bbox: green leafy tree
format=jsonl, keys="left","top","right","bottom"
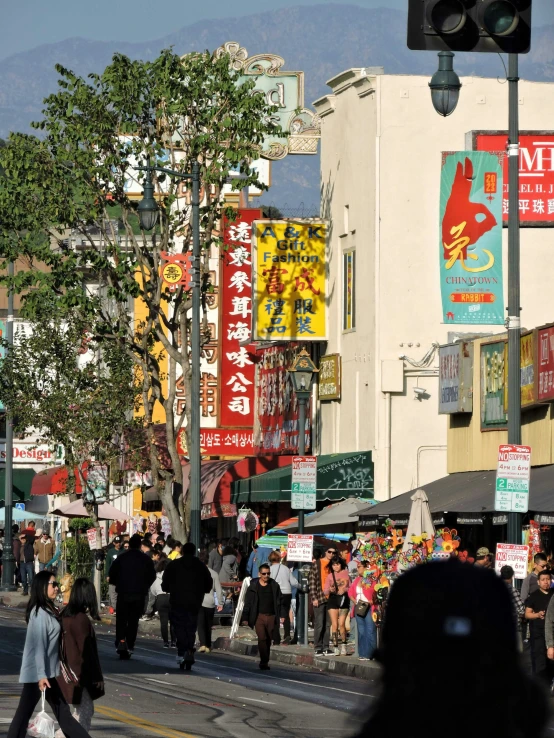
{"left": 0, "top": 48, "right": 281, "bottom": 541}
{"left": 0, "top": 306, "right": 139, "bottom": 534}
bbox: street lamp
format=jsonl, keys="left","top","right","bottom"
{"left": 0, "top": 259, "right": 16, "bottom": 591}
{"left": 288, "top": 348, "right": 318, "bottom": 646}
{"left": 429, "top": 52, "right": 462, "bottom": 117}
{"left": 137, "top": 158, "right": 202, "bottom": 549}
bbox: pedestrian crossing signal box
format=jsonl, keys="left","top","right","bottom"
{"left": 407, "top": 0, "right": 532, "bottom": 54}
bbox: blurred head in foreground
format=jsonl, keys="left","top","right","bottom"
{"left": 359, "top": 559, "right": 547, "bottom": 738}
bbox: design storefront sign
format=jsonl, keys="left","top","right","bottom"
{"left": 439, "top": 151, "right": 504, "bottom": 325}
{"left": 252, "top": 220, "right": 326, "bottom": 340}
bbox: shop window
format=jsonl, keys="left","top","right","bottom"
{"left": 343, "top": 250, "right": 356, "bottom": 331}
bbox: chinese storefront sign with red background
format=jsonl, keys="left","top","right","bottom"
{"left": 473, "top": 132, "right": 554, "bottom": 226}
{"left": 253, "top": 343, "right": 311, "bottom": 455}
{"left": 219, "top": 210, "right": 261, "bottom": 429}
{"left": 538, "top": 323, "right": 554, "bottom": 401}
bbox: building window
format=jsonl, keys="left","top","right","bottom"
{"left": 343, "top": 250, "right": 356, "bottom": 331}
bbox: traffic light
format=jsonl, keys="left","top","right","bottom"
{"left": 407, "top": 0, "right": 532, "bottom": 54}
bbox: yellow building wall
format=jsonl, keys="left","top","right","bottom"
{"left": 447, "top": 335, "right": 554, "bottom": 473}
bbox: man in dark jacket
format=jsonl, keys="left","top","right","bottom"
{"left": 162, "top": 542, "right": 213, "bottom": 670}
{"left": 108, "top": 533, "right": 156, "bottom": 657}
{"left": 242, "top": 563, "right": 283, "bottom": 670}
{"left": 19, "top": 534, "right": 36, "bottom": 595}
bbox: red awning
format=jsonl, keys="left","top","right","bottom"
{"left": 31, "top": 465, "right": 87, "bottom": 496}
{"left": 183, "top": 456, "right": 295, "bottom": 519}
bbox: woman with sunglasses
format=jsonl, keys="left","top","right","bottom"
{"left": 56, "top": 578, "right": 104, "bottom": 738}
{"left": 323, "top": 557, "right": 351, "bottom": 655}
{"left": 7, "top": 570, "right": 92, "bottom": 738}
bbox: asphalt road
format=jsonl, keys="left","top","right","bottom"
{"left": 0, "top": 608, "right": 376, "bottom": 738}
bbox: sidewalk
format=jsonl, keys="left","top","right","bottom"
{"left": 0, "top": 594, "right": 379, "bottom": 680}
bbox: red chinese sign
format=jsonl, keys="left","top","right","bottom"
{"left": 253, "top": 343, "right": 311, "bottom": 455}
{"left": 177, "top": 428, "right": 254, "bottom": 457}
{"left": 474, "top": 132, "right": 554, "bottom": 225}
{"left": 219, "top": 210, "right": 261, "bottom": 427}
{"left": 538, "top": 324, "right": 554, "bottom": 401}
{"left": 160, "top": 251, "right": 192, "bottom": 291}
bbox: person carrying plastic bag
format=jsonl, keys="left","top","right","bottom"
{"left": 7, "top": 570, "right": 92, "bottom": 738}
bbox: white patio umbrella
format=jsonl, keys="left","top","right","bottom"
{"left": 402, "top": 488, "right": 435, "bottom": 554}
{"left": 52, "top": 500, "right": 130, "bottom": 521}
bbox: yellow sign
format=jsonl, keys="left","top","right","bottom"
{"left": 162, "top": 262, "right": 184, "bottom": 285}
{"left": 252, "top": 220, "right": 326, "bottom": 340}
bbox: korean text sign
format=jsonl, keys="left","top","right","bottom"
{"left": 440, "top": 152, "right": 504, "bottom": 325}
{"left": 474, "top": 132, "right": 554, "bottom": 225}
{"left": 220, "top": 210, "right": 261, "bottom": 428}
{"left": 252, "top": 220, "right": 327, "bottom": 340}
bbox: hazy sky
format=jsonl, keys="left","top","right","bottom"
{"left": 4, "top": 0, "right": 550, "bottom": 62}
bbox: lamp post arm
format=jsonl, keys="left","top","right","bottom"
{"left": 135, "top": 165, "right": 193, "bottom": 181}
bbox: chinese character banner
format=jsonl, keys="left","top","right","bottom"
{"left": 252, "top": 220, "right": 327, "bottom": 340}
{"left": 475, "top": 133, "right": 554, "bottom": 224}
{"left": 440, "top": 152, "right": 504, "bottom": 325}
{"left": 220, "top": 210, "right": 261, "bottom": 428}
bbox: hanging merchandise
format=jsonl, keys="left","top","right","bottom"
{"left": 160, "top": 515, "right": 172, "bottom": 537}
{"left": 356, "top": 520, "right": 464, "bottom": 589}
{"left": 237, "top": 508, "right": 259, "bottom": 533}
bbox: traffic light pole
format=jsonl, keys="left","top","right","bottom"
{"left": 507, "top": 53, "right": 522, "bottom": 545}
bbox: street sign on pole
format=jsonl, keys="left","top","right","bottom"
{"left": 494, "top": 444, "right": 531, "bottom": 513}
{"left": 287, "top": 534, "right": 314, "bottom": 562}
{"left": 494, "top": 543, "right": 529, "bottom": 580}
{"left": 291, "top": 456, "right": 317, "bottom": 510}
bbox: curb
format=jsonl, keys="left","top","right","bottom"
{"left": 212, "top": 635, "right": 380, "bottom": 678}
{"left": 0, "top": 594, "right": 27, "bottom": 610}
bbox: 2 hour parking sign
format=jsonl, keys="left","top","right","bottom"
{"left": 494, "top": 444, "right": 531, "bottom": 513}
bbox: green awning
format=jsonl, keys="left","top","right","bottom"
{"left": 231, "top": 451, "right": 373, "bottom": 504}
{"left": 0, "top": 469, "right": 36, "bottom": 504}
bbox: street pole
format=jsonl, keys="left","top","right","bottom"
{"left": 297, "top": 397, "right": 307, "bottom": 646}
{"left": 0, "top": 259, "right": 16, "bottom": 591}
{"left": 507, "top": 53, "right": 521, "bottom": 545}
{"left": 189, "top": 160, "right": 202, "bottom": 549}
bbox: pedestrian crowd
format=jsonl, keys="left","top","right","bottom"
{"left": 6, "top": 525, "right": 554, "bottom": 738}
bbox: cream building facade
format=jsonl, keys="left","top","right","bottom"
{"left": 315, "top": 69, "right": 554, "bottom": 501}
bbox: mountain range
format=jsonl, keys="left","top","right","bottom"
{"left": 1, "top": 4, "right": 553, "bottom": 209}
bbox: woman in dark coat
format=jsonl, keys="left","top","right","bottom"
{"left": 56, "top": 578, "right": 104, "bottom": 738}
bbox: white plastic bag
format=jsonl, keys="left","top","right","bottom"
{"left": 28, "top": 690, "right": 56, "bottom": 738}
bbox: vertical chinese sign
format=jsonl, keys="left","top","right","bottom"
{"left": 538, "top": 324, "right": 554, "bottom": 402}
{"left": 252, "top": 220, "right": 327, "bottom": 340}
{"left": 440, "top": 152, "right": 504, "bottom": 325}
{"left": 220, "top": 210, "right": 261, "bottom": 432}
{"left": 481, "top": 340, "right": 507, "bottom": 430}
{"left": 253, "top": 342, "right": 310, "bottom": 455}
